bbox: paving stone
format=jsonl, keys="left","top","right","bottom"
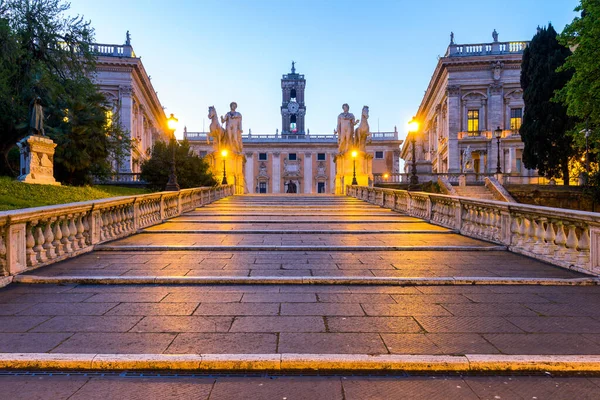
{"left": 31, "top": 316, "right": 142, "bottom": 333}
{"left": 241, "top": 293, "right": 317, "bottom": 302}
{"left": 416, "top": 316, "right": 524, "bottom": 333}
{"left": 209, "top": 377, "right": 343, "bottom": 400}
{"left": 2, "top": 293, "right": 94, "bottom": 303}
{"left": 166, "top": 333, "right": 278, "bottom": 354}
{"left": 131, "top": 316, "right": 233, "bottom": 333}
{"left": 51, "top": 332, "right": 176, "bottom": 354}
{"left": 0, "top": 375, "right": 90, "bottom": 400}
{"left": 83, "top": 293, "right": 168, "bottom": 303}
{"left": 17, "top": 302, "right": 119, "bottom": 316}
{"left": 316, "top": 293, "right": 396, "bottom": 303}
{"left": 281, "top": 303, "right": 365, "bottom": 316}
{"left": 230, "top": 316, "right": 325, "bottom": 332}
{"left": 362, "top": 303, "right": 452, "bottom": 316}
{"left": 484, "top": 333, "right": 600, "bottom": 355}
{"left": 105, "top": 302, "right": 198, "bottom": 316}
{"left": 342, "top": 376, "right": 479, "bottom": 400}
{"left": 0, "top": 316, "right": 50, "bottom": 332}
{"left": 70, "top": 377, "right": 214, "bottom": 400}
{"left": 193, "top": 303, "right": 279, "bottom": 316}
{"left": 440, "top": 303, "right": 538, "bottom": 317}
{"left": 327, "top": 317, "right": 421, "bottom": 333}
{"left": 161, "top": 293, "right": 243, "bottom": 303}
{"left": 278, "top": 333, "right": 387, "bottom": 354}
{"left": 0, "top": 332, "right": 72, "bottom": 353}
{"left": 506, "top": 316, "right": 600, "bottom": 333}
{"left": 465, "top": 376, "right": 600, "bottom": 400}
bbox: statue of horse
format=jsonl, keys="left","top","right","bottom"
{"left": 354, "top": 106, "right": 370, "bottom": 152}
{"left": 208, "top": 106, "right": 226, "bottom": 152}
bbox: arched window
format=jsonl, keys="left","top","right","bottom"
{"left": 290, "top": 114, "right": 297, "bottom": 132}
{"left": 290, "top": 88, "right": 297, "bottom": 100}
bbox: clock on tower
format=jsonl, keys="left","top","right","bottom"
{"left": 281, "top": 61, "right": 306, "bottom": 135}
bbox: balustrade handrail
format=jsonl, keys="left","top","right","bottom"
{"left": 347, "top": 185, "right": 600, "bottom": 276}
{"left": 0, "top": 185, "right": 234, "bottom": 276}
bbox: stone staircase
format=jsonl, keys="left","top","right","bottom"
{"left": 452, "top": 184, "right": 496, "bottom": 200}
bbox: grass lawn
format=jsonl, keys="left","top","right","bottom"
{"left": 0, "top": 177, "right": 152, "bottom": 211}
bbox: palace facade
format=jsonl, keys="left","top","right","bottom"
{"left": 401, "top": 31, "right": 536, "bottom": 178}
{"left": 187, "top": 65, "right": 403, "bottom": 194}
{"left": 92, "top": 34, "right": 170, "bottom": 174}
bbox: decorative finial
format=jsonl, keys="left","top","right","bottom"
{"left": 450, "top": 32, "right": 455, "bottom": 45}
{"left": 126, "top": 30, "right": 131, "bottom": 46}
{"left": 291, "top": 61, "right": 296, "bottom": 74}
{"left": 492, "top": 29, "right": 499, "bottom": 42}
{"left": 536, "top": 25, "right": 542, "bottom": 34}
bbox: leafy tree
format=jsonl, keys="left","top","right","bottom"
{"left": 141, "top": 140, "right": 217, "bottom": 191}
{"left": 557, "top": 1, "right": 600, "bottom": 189}
{"left": 0, "top": 0, "right": 129, "bottom": 184}
{"left": 520, "top": 24, "right": 575, "bottom": 184}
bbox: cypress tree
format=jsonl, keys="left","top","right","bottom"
{"left": 520, "top": 24, "right": 575, "bottom": 184}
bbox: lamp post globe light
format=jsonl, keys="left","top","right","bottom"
{"left": 221, "top": 149, "right": 228, "bottom": 185}
{"left": 495, "top": 126, "right": 502, "bottom": 174}
{"left": 408, "top": 117, "right": 419, "bottom": 189}
{"left": 165, "top": 113, "right": 180, "bottom": 191}
{"left": 351, "top": 150, "right": 358, "bottom": 185}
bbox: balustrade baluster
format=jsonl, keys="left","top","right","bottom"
{"left": 543, "top": 220, "right": 558, "bottom": 257}
{"left": 26, "top": 222, "right": 37, "bottom": 267}
{"left": 43, "top": 220, "right": 56, "bottom": 259}
{"left": 61, "top": 217, "right": 73, "bottom": 253}
{"left": 82, "top": 214, "right": 91, "bottom": 246}
{"left": 525, "top": 217, "right": 536, "bottom": 252}
{"left": 68, "top": 216, "right": 78, "bottom": 251}
{"left": 53, "top": 218, "right": 64, "bottom": 256}
{"left": 577, "top": 225, "right": 591, "bottom": 267}
{"left": 34, "top": 224, "right": 47, "bottom": 263}
{"left": 553, "top": 221, "right": 567, "bottom": 261}
{"left": 532, "top": 217, "right": 547, "bottom": 254}
{"left": 565, "top": 223, "right": 579, "bottom": 264}
{"left": 76, "top": 214, "right": 86, "bottom": 248}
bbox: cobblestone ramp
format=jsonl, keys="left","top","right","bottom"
{"left": 0, "top": 194, "right": 599, "bottom": 376}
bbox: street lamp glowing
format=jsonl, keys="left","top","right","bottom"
{"left": 351, "top": 150, "right": 358, "bottom": 158}
{"left": 167, "top": 113, "right": 178, "bottom": 132}
{"left": 221, "top": 149, "right": 228, "bottom": 158}
{"left": 408, "top": 119, "right": 419, "bottom": 133}
{"left": 383, "top": 173, "right": 389, "bottom": 180}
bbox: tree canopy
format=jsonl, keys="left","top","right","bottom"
{"left": 520, "top": 24, "right": 575, "bottom": 184}
{"left": 140, "top": 140, "right": 217, "bottom": 191}
{"left": 0, "top": 0, "right": 129, "bottom": 184}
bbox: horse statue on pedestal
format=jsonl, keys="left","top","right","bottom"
{"left": 354, "top": 106, "right": 371, "bottom": 152}
{"left": 207, "top": 106, "right": 226, "bottom": 152}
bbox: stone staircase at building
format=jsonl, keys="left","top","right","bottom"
{"left": 452, "top": 184, "right": 497, "bottom": 200}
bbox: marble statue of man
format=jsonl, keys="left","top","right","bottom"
{"left": 29, "top": 96, "right": 45, "bottom": 136}
{"left": 221, "top": 102, "right": 243, "bottom": 153}
{"left": 337, "top": 103, "right": 358, "bottom": 154}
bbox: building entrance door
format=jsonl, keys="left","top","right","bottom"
{"left": 317, "top": 182, "right": 326, "bottom": 193}
{"left": 259, "top": 182, "right": 267, "bottom": 193}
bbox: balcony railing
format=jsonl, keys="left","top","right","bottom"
{"left": 184, "top": 131, "right": 399, "bottom": 142}
{"left": 446, "top": 41, "right": 529, "bottom": 57}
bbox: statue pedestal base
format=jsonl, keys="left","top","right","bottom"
{"left": 208, "top": 151, "right": 245, "bottom": 194}
{"left": 334, "top": 151, "right": 373, "bottom": 194}
{"left": 17, "top": 135, "right": 60, "bottom": 186}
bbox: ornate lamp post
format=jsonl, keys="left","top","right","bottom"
{"left": 495, "top": 126, "right": 502, "bottom": 174}
{"left": 408, "top": 117, "right": 419, "bottom": 189}
{"left": 165, "top": 113, "right": 180, "bottom": 191}
{"left": 351, "top": 150, "right": 358, "bottom": 185}
{"left": 221, "top": 149, "right": 228, "bottom": 185}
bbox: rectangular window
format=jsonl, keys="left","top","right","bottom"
{"left": 375, "top": 151, "right": 384, "bottom": 159}
{"left": 510, "top": 108, "right": 523, "bottom": 130}
{"left": 317, "top": 153, "right": 326, "bottom": 161}
{"left": 516, "top": 158, "right": 522, "bottom": 174}
{"left": 288, "top": 153, "right": 297, "bottom": 161}
{"left": 467, "top": 110, "right": 479, "bottom": 132}
{"left": 258, "top": 153, "right": 267, "bottom": 161}
{"left": 199, "top": 151, "right": 207, "bottom": 158}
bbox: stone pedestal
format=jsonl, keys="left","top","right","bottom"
{"left": 334, "top": 151, "right": 373, "bottom": 194}
{"left": 16, "top": 135, "right": 60, "bottom": 186}
{"left": 209, "top": 151, "right": 245, "bottom": 194}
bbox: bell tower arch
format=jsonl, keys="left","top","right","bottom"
{"left": 281, "top": 61, "right": 306, "bottom": 135}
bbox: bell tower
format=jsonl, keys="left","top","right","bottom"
{"left": 281, "top": 61, "right": 306, "bottom": 135}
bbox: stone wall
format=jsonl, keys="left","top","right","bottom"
{"left": 507, "top": 185, "right": 597, "bottom": 212}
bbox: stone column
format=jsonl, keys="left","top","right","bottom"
{"left": 329, "top": 153, "right": 336, "bottom": 193}
{"left": 245, "top": 152, "right": 254, "bottom": 194}
{"left": 272, "top": 152, "right": 281, "bottom": 193}
{"left": 447, "top": 85, "right": 461, "bottom": 173}
{"left": 488, "top": 83, "right": 504, "bottom": 173}
{"left": 304, "top": 152, "right": 312, "bottom": 193}
{"left": 119, "top": 85, "right": 134, "bottom": 173}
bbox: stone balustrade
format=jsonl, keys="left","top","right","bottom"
{"left": 347, "top": 186, "right": 600, "bottom": 276}
{"left": 0, "top": 186, "right": 234, "bottom": 276}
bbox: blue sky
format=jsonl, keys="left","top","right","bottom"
{"left": 69, "top": 0, "right": 579, "bottom": 140}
